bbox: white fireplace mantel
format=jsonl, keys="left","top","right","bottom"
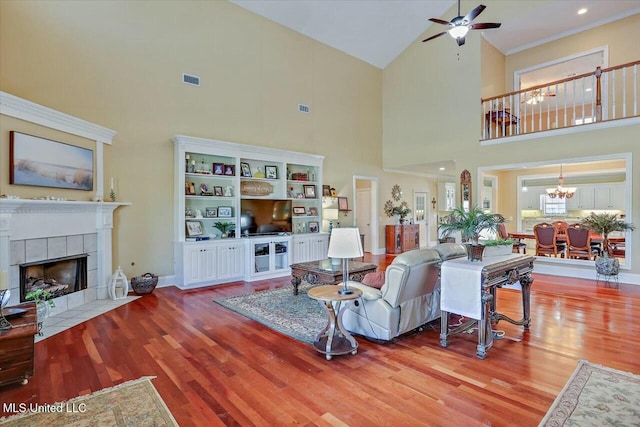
{"left": 0, "top": 199, "right": 130, "bottom": 306}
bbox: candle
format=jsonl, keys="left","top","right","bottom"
{"left": 110, "top": 177, "right": 114, "bottom": 190}
{"left": 0, "top": 270, "right": 7, "bottom": 291}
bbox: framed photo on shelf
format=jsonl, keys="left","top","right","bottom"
{"left": 205, "top": 207, "right": 218, "bottom": 218}
{"left": 218, "top": 206, "right": 233, "bottom": 218}
{"left": 293, "top": 206, "right": 306, "bottom": 215}
{"left": 186, "top": 220, "right": 204, "bottom": 237}
{"left": 322, "top": 185, "right": 331, "bottom": 197}
{"left": 303, "top": 185, "right": 316, "bottom": 199}
{"left": 185, "top": 181, "right": 196, "bottom": 195}
{"left": 240, "top": 162, "right": 252, "bottom": 177}
{"left": 213, "top": 186, "right": 223, "bottom": 196}
{"left": 213, "top": 163, "right": 224, "bottom": 175}
{"left": 308, "top": 207, "right": 318, "bottom": 216}
{"left": 308, "top": 221, "right": 319, "bottom": 233}
{"left": 338, "top": 197, "right": 349, "bottom": 211}
{"left": 265, "top": 165, "right": 278, "bottom": 179}
{"left": 330, "top": 187, "right": 337, "bottom": 197}
{"left": 224, "top": 165, "right": 235, "bottom": 176}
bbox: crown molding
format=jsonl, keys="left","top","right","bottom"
{"left": 0, "top": 91, "right": 116, "bottom": 144}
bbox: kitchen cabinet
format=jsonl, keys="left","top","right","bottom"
{"left": 565, "top": 186, "right": 595, "bottom": 210}
{"left": 593, "top": 184, "right": 624, "bottom": 210}
{"left": 521, "top": 187, "right": 546, "bottom": 210}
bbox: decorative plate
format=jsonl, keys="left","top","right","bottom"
{"left": 391, "top": 184, "right": 402, "bottom": 201}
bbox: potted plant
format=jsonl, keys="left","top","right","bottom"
{"left": 214, "top": 221, "right": 235, "bottom": 238}
{"left": 25, "top": 289, "right": 55, "bottom": 335}
{"left": 483, "top": 238, "right": 515, "bottom": 257}
{"left": 438, "top": 206, "right": 504, "bottom": 261}
{"left": 581, "top": 212, "right": 634, "bottom": 277}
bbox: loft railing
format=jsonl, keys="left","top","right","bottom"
{"left": 481, "top": 60, "right": 639, "bottom": 140}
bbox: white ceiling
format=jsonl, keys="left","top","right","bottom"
{"left": 229, "top": 0, "right": 640, "bottom": 69}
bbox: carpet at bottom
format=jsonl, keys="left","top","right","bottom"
{"left": 539, "top": 360, "right": 640, "bottom": 426}
{"left": 214, "top": 283, "right": 326, "bottom": 343}
{"left": 0, "top": 377, "right": 177, "bottom": 427}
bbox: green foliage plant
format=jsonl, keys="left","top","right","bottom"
{"left": 25, "top": 288, "right": 56, "bottom": 308}
{"left": 580, "top": 212, "right": 634, "bottom": 255}
{"left": 438, "top": 206, "right": 505, "bottom": 244}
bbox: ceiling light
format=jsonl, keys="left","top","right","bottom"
{"left": 439, "top": 167, "right": 445, "bottom": 171}
{"left": 578, "top": 8, "right": 587, "bottom": 15}
{"left": 449, "top": 25, "right": 469, "bottom": 39}
{"left": 585, "top": 88, "right": 592, "bottom": 92}
{"left": 546, "top": 164, "right": 576, "bottom": 199}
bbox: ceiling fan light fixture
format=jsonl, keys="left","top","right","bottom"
{"left": 449, "top": 25, "right": 469, "bottom": 39}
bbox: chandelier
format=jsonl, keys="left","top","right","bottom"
{"left": 546, "top": 164, "right": 576, "bottom": 199}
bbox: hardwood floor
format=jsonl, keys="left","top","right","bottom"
{"left": 1, "top": 253, "right": 639, "bottom": 426}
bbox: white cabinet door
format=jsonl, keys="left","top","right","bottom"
{"left": 593, "top": 186, "right": 610, "bottom": 209}
{"left": 184, "top": 244, "right": 217, "bottom": 285}
{"left": 566, "top": 185, "right": 594, "bottom": 210}
{"left": 608, "top": 184, "right": 625, "bottom": 209}
{"left": 523, "top": 187, "right": 544, "bottom": 209}
{"left": 291, "top": 236, "right": 310, "bottom": 264}
{"left": 217, "top": 242, "right": 244, "bottom": 280}
{"left": 248, "top": 236, "right": 291, "bottom": 280}
{"left": 309, "top": 235, "right": 329, "bottom": 261}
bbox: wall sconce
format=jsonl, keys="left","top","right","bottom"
{"left": 431, "top": 197, "right": 437, "bottom": 209}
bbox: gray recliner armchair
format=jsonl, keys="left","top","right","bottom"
{"left": 341, "top": 243, "right": 467, "bottom": 341}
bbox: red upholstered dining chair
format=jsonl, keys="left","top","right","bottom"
{"left": 552, "top": 221, "right": 569, "bottom": 235}
{"left": 497, "top": 223, "right": 526, "bottom": 254}
{"left": 566, "top": 223, "right": 597, "bottom": 260}
{"left": 534, "top": 222, "right": 565, "bottom": 257}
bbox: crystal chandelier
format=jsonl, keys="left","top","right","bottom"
{"left": 546, "top": 164, "right": 576, "bottom": 199}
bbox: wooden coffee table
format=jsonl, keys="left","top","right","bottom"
{"left": 290, "top": 259, "right": 377, "bottom": 295}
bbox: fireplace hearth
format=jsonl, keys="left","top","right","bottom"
{"left": 20, "top": 254, "right": 88, "bottom": 303}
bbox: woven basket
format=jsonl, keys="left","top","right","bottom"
{"left": 130, "top": 273, "right": 158, "bottom": 295}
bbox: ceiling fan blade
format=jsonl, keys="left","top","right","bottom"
{"left": 429, "top": 18, "right": 452, "bottom": 26}
{"left": 470, "top": 22, "right": 501, "bottom": 30}
{"left": 456, "top": 37, "right": 466, "bottom": 47}
{"left": 463, "top": 4, "right": 486, "bottom": 23}
{"left": 422, "top": 31, "right": 448, "bottom": 43}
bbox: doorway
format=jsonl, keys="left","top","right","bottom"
{"left": 354, "top": 176, "right": 379, "bottom": 255}
{"left": 413, "top": 190, "right": 430, "bottom": 247}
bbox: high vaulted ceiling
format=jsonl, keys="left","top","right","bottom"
{"left": 229, "top": 0, "right": 640, "bottom": 69}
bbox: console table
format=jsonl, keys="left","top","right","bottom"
{"left": 439, "top": 254, "right": 534, "bottom": 359}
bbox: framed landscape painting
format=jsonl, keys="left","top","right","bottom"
{"left": 10, "top": 131, "right": 94, "bottom": 190}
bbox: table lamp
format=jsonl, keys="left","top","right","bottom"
{"left": 325, "top": 208, "right": 339, "bottom": 235}
{"left": 327, "top": 227, "right": 363, "bottom": 295}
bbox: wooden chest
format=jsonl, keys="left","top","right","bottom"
{"left": 385, "top": 224, "right": 420, "bottom": 254}
{"left": 0, "top": 304, "right": 37, "bottom": 387}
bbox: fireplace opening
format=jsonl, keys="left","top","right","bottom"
{"left": 20, "top": 254, "right": 88, "bottom": 302}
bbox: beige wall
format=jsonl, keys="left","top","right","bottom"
{"left": 0, "top": 0, "right": 394, "bottom": 276}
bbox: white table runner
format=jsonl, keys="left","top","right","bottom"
{"left": 441, "top": 254, "right": 520, "bottom": 320}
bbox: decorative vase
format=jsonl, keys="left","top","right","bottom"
{"left": 36, "top": 300, "right": 50, "bottom": 336}
{"left": 595, "top": 253, "right": 619, "bottom": 277}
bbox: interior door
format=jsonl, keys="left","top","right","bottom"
{"left": 414, "top": 191, "right": 429, "bottom": 247}
{"left": 356, "top": 188, "right": 372, "bottom": 253}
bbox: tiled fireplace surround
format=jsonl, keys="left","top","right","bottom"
{"left": 0, "top": 199, "right": 124, "bottom": 316}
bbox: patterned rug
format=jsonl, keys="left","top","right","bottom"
{"left": 0, "top": 377, "right": 177, "bottom": 426}
{"left": 214, "top": 283, "right": 325, "bottom": 343}
{"left": 539, "top": 360, "right": 640, "bottom": 426}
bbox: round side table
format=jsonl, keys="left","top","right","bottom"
{"left": 307, "top": 285, "right": 362, "bottom": 360}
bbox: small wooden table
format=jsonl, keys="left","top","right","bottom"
{"left": 307, "top": 285, "right": 362, "bottom": 360}
{"left": 290, "top": 259, "right": 377, "bottom": 295}
{"left": 0, "top": 303, "right": 38, "bottom": 387}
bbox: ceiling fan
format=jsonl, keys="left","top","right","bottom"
{"left": 422, "top": 1, "right": 501, "bottom": 47}
{"left": 523, "top": 90, "right": 556, "bottom": 105}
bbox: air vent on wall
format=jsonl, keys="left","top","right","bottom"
{"left": 298, "top": 104, "right": 310, "bottom": 113}
{"left": 182, "top": 73, "right": 200, "bottom": 86}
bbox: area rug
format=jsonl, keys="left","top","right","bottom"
{"left": 0, "top": 376, "right": 178, "bottom": 426}
{"left": 214, "top": 283, "right": 325, "bottom": 343}
{"left": 539, "top": 360, "right": 640, "bottom": 426}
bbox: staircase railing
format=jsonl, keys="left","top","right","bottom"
{"left": 481, "top": 60, "right": 639, "bottom": 140}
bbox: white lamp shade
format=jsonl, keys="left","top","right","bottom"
{"left": 327, "top": 227, "right": 363, "bottom": 259}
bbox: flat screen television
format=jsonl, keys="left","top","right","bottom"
{"left": 240, "top": 199, "right": 292, "bottom": 236}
